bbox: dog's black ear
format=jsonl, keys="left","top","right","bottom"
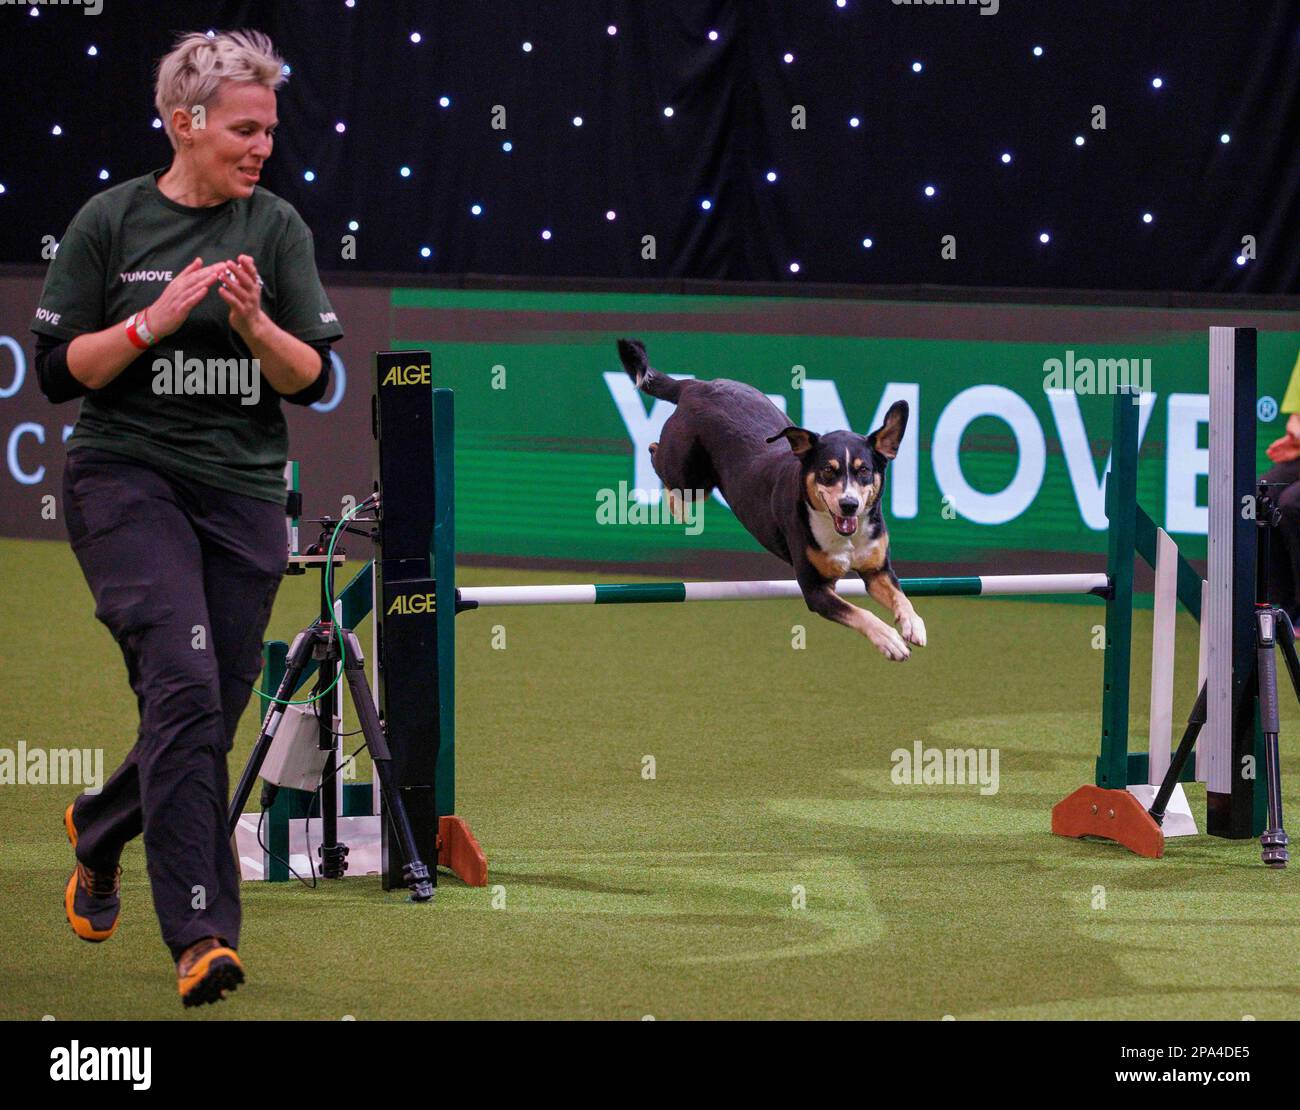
{"left": 868, "top": 401, "right": 908, "bottom": 461}
{"left": 766, "top": 426, "right": 819, "bottom": 457}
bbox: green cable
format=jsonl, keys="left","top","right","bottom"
{"left": 253, "top": 495, "right": 374, "bottom": 707}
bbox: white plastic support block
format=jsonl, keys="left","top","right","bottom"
{"left": 235, "top": 814, "right": 383, "bottom": 880}
{"left": 1127, "top": 783, "right": 1198, "bottom": 837}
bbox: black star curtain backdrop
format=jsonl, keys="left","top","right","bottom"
{"left": 2, "top": 0, "right": 1297, "bottom": 293}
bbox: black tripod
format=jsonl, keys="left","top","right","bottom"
{"left": 226, "top": 511, "right": 434, "bottom": 901}
{"left": 1148, "top": 481, "right": 1291, "bottom": 868}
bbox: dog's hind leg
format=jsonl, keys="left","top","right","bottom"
{"left": 649, "top": 420, "right": 715, "bottom": 521}
{"left": 796, "top": 566, "right": 910, "bottom": 661}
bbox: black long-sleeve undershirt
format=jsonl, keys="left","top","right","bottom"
{"left": 34, "top": 331, "right": 334, "bottom": 407}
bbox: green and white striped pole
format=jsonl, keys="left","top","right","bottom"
{"left": 456, "top": 573, "right": 1110, "bottom": 610}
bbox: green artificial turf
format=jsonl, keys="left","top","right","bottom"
{"left": 2, "top": 536, "right": 1298, "bottom": 1020}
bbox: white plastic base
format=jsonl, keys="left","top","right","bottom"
{"left": 234, "top": 813, "right": 383, "bottom": 880}
{"left": 1126, "top": 783, "right": 1198, "bottom": 838}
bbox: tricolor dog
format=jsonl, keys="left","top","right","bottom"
{"left": 617, "top": 338, "right": 925, "bottom": 661}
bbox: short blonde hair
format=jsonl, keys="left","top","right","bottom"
{"left": 154, "top": 30, "right": 286, "bottom": 150}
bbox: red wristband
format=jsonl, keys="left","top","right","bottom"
{"left": 125, "top": 311, "right": 157, "bottom": 350}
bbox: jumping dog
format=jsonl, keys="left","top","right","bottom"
{"left": 617, "top": 338, "right": 925, "bottom": 661}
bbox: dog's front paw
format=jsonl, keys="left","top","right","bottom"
{"left": 897, "top": 610, "right": 927, "bottom": 647}
{"left": 869, "top": 623, "right": 911, "bottom": 662}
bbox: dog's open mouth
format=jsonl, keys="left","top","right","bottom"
{"left": 832, "top": 513, "right": 859, "bottom": 536}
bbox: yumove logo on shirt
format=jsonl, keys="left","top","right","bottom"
{"left": 319, "top": 311, "right": 338, "bottom": 323}
{"left": 118, "top": 269, "right": 174, "bottom": 283}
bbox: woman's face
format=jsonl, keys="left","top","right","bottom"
{"left": 181, "top": 81, "right": 277, "bottom": 201}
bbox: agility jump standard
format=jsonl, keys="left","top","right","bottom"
{"left": 245, "top": 328, "right": 1266, "bottom": 891}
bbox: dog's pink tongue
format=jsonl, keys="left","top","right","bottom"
{"left": 833, "top": 514, "right": 858, "bottom": 536}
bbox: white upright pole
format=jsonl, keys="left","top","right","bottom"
{"left": 1148, "top": 528, "right": 1177, "bottom": 786}
{"left": 1205, "top": 327, "right": 1237, "bottom": 803}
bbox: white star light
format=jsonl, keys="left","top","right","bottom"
{"left": 1033, "top": 45, "right": 1043, "bottom": 57}
{"left": 152, "top": 118, "right": 162, "bottom": 129}
{"left": 502, "top": 141, "right": 513, "bottom": 152}
{"left": 471, "top": 204, "right": 483, "bottom": 216}
{"left": 304, "top": 170, "right": 316, "bottom": 182}
{"left": 862, "top": 238, "right": 873, "bottom": 249}
{"left": 1220, "top": 133, "right": 1231, "bottom": 144}
{"left": 1039, "top": 232, "right": 1051, "bottom": 243}
{"left": 766, "top": 171, "right": 778, "bottom": 182}
{"left": 708, "top": 30, "right": 719, "bottom": 41}
{"left": 607, "top": 25, "right": 617, "bottom": 36}
{"left": 1001, "top": 152, "right": 1012, "bottom": 164}
{"left": 335, "top": 122, "right": 346, "bottom": 133}
{"left": 1142, "top": 212, "right": 1154, "bottom": 224}
{"left": 605, "top": 210, "right": 616, "bottom": 221}
{"left": 420, "top": 246, "right": 432, "bottom": 258}
{"left": 523, "top": 41, "right": 533, "bottom": 52}
{"left": 573, "top": 116, "right": 583, "bottom": 127}
{"left": 1075, "top": 135, "right": 1086, "bottom": 146}
{"left": 912, "top": 61, "right": 923, "bottom": 73}
{"left": 1151, "top": 77, "right": 1163, "bottom": 89}
{"left": 924, "top": 185, "right": 936, "bottom": 197}
{"left": 439, "top": 97, "right": 451, "bottom": 108}
{"left": 410, "top": 32, "right": 422, "bottom": 44}
{"left": 348, "top": 220, "right": 359, "bottom": 231}
{"left": 783, "top": 53, "right": 794, "bottom": 64}
{"left": 663, "top": 107, "right": 674, "bottom": 118}
{"left": 541, "top": 229, "right": 552, "bottom": 240}
{"left": 700, "top": 199, "right": 712, "bottom": 210}
{"left": 98, "top": 169, "right": 109, "bottom": 180}
{"left": 400, "top": 166, "right": 411, "bottom": 177}
{"left": 52, "top": 125, "right": 63, "bottom": 136}
{"left": 789, "top": 262, "right": 801, "bottom": 273}
{"left": 87, "top": 45, "right": 98, "bottom": 56}
{"left": 849, "top": 117, "right": 861, "bottom": 128}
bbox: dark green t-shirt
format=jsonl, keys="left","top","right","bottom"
{"left": 31, "top": 168, "right": 343, "bottom": 503}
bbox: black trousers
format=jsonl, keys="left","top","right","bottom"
{"left": 62, "top": 448, "right": 285, "bottom": 960}
{"left": 1261, "top": 460, "right": 1300, "bottom": 617}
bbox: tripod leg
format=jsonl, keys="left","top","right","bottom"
{"left": 227, "top": 630, "right": 318, "bottom": 836}
{"left": 1149, "top": 682, "right": 1208, "bottom": 826}
{"left": 338, "top": 632, "right": 435, "bottom": 901}
{"left": 1257, "top": 609, "right": 1289, "bottom": 868}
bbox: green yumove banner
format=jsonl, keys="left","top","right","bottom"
{"left": 390, "top": 288, "right": 1300, "bottom": 575}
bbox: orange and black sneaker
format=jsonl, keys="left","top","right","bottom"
{"left": 177, "top": 937, "right": 244, "bottom": 1008}
{"left": 63, "top": 803, "right": 121, "bottom": 943}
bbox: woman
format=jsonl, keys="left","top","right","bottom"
{"left": 31, "top": 29, "right": 343, "bottom": 1007}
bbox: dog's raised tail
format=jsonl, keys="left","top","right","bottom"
{"left": 617, "top": 338, "right": 683, "bottom": 403}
